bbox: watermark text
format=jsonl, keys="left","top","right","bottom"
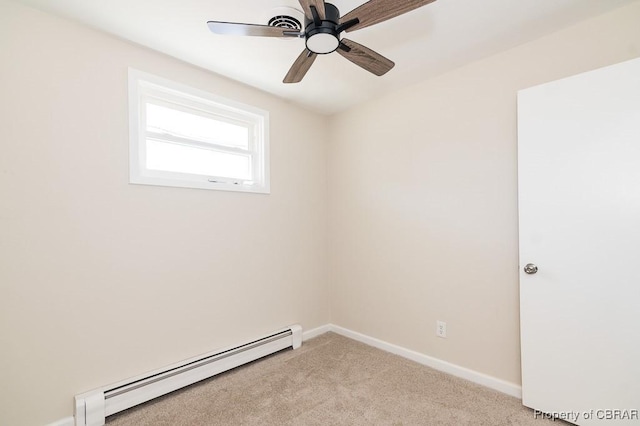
{"left": 534, "top": 409, "right": 638, "bottom": 422}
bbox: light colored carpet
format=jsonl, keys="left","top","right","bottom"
{"left": 107, "top": 332, "right": 557, "bottom": 425}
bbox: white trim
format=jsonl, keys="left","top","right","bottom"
{"left": 302, "top": 324, "right": 332, "bottom": 341}
{"left": 311, "top": 324, "right": 522, "bottom": 399}
{"left": 63, "top": 324, "right": 519, "bottom": 425}
{"left": 46, "top": 417, "right": 75, "bottom": 426}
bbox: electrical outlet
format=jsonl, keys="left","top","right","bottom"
{"left": 436, "top": 320, "right": 447, "bottom": 338}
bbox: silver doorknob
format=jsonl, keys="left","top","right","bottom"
{"left": 524, "top": 263, "right": 538, "bottom": 274}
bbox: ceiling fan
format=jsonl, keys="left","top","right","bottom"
{"left": 207, "top": 0, "right": 437, "bottom": 83}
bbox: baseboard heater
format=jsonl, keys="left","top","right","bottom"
{"left": 74, "top": 324, "right": 302, "bottom": 426}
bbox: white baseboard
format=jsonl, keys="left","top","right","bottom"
{"left": 50, "top": 324, "right": 518, "bottom": 426}
{"left": 46, "top": 417, "right": 74, "bottom": 426}
{"left": 302, "top": 324, "right": 332, "bottom": 341}
{"left": 318, "top": 324, "right": 522, "bottom": 399}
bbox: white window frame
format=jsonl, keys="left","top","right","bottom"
{"left": 128, "top": 68, "right": 270, "bottom": 194}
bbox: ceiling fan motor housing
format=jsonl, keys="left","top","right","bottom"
{"left": 305, "top": 3, "right": 341, "bottom": 54}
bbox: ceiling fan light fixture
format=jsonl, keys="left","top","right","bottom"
{"left": 306, "top": 31, "right": 339, "bottom": 54}
{"left": 208, "top": 0, "right": 437, "bottom": 83}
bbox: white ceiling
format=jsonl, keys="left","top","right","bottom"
{"left": 14, "top": 0, "right": 639, "bottom": 114}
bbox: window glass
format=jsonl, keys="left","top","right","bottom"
{"left": 145, "top": 102, "right": 250, "bottom": 150}
{"left": 145, "top": 139, "right": 251, "bottom": 181}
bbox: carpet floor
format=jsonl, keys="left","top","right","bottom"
{"left": 107, "top": 332, "right": 558, "bottom": 425}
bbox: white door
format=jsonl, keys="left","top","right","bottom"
{"left": 518, "top": 57, "right": 640, "bottom": 426}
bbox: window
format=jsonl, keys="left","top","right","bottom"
{"left": 128, "top": 69, "right": 269, "bottom": 193}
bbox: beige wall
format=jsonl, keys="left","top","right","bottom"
{"left": 0, "top": 1, "right": 329, "bottom": 425}
{"left": 328, "top": 1, "right": 640, "bottom": 386}
{"left": 3, "top": 0, "right": 640, "bottom": 424}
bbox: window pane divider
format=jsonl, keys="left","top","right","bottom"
{"left": 144, "top": 132, "right": 251, "bottom": 156}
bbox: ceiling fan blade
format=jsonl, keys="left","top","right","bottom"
{"left": 207, "top": 21, "right": 301, "bottom": 38}
{"left": 337, "top": 39, "right": 394, "bottom": 76}
{"left": 341, "top": 0, "right": 437, "bottom": 32}
{"left": 284, "top": 49, "right": 318, "bottom": 83}
{"left": 299, "top": 0, "right": 326, "bottom": 21}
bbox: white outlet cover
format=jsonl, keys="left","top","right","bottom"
{"left": 436, "top": 321, "right": 447, "bottom": 338}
